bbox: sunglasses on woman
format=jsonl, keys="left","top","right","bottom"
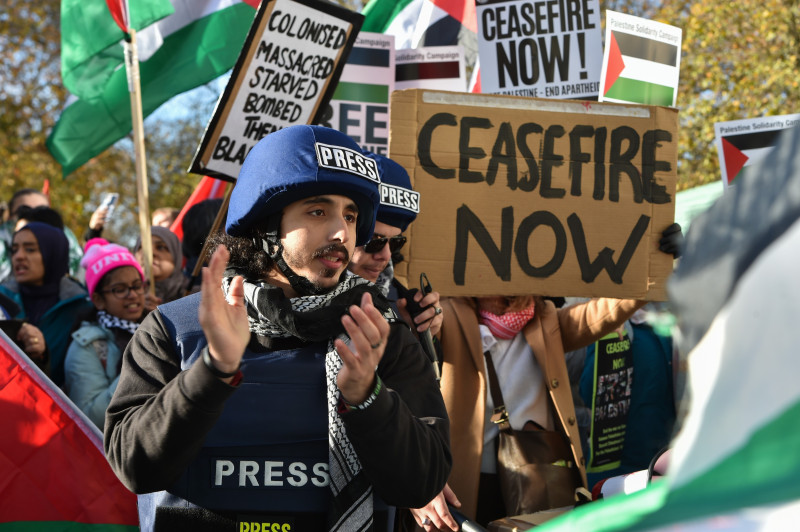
{"left": 363, "top": 235, "right": 407, "bottom": 254}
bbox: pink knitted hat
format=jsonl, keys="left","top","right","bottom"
{"left": 81, "top": 238, "right": 144, "bottom": 297}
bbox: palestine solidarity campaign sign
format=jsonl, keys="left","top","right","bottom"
{"left": 714, "top": 113, "right": 800, "bottom": 186}
{"left": 320, "top": 32, "right": 395, "bottom": 156}
{"left": 599, "top": 11, "right": 682, "bottom": 107}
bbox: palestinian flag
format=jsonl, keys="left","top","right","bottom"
{"left": 535, "top": 124, "right": 800, "bottom": 532}
{"left": 47, "top": 0, "right": 258, "bottom": 176}
{"left": 718, "top": 130, "right": 781, "bottom": 185}
{"left": 0, "top": 330, "right": 138, "bottom": 530}
{"left": 395, "top": 46, "right": 466, "bottom": 91}
{"left": 713, "top": 114, "right": 800, "bottom": 186}
{"left": 361, "top": 0, "right": 476, "bottom": 49}
{"left": 331, "top": 41, "right": 394, "bottom": 105}
{"left": 600, "top": 11, "right": 681, "bottom": 107}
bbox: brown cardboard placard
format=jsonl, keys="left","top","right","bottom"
{"left": 390, "top": 89, "right": 677, "bottom": 300}
{"left": 190, "top": 0, "right": 363, "bottom": 182}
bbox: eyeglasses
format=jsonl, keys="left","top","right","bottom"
{"left": 363, "top": 235, "right": 407, "bottom": 254}
{"left": 102, "top": 281, "right": 146, "bottom": 299}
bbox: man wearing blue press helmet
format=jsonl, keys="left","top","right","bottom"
{"left": 348, "top": 153, "right": 445, "bottom": 339}
{"left": 104, "top": 126, "right": 451, "bottom": 532}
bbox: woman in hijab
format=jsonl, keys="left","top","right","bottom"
{"left": 0, "top": 222, "right": 93, "bottom": 386}
{"left": 134, "top": 226, "right": 187, "bottom": 311}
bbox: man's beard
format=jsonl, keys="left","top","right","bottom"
{"left": 282, "top": 243, "right": 350, "bottom": 293}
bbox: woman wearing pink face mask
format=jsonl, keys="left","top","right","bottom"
{"left": 64, "top": 239, "right": 146, "bottom": 429}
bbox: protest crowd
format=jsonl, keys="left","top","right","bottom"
{"left": 0, "top": 123, "right": 686, "bottom": 532}
{"left": 3, "top": 0, "right": 800, "bottom": 531}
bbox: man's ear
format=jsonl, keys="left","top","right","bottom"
{"left": 91, "top": 291, "right": 106, "bottom": 310}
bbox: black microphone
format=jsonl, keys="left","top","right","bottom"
{"left": 403, "top": 273, "right": 441, "bottom": 381}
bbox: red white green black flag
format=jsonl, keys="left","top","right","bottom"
{"left": 599, "top": 11, "right": 681, "bottom": 107}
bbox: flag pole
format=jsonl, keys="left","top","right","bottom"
{"left": 124, "top": 28, "right": 155, "bottom": 297}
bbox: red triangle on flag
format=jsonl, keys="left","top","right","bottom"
{"left": 430, "top": 0, "right": 477, "bottom": 33}
{"left": 604, "top": 32, "right": 626, "bottom": 95}
{"left": 721, "top": 137, "right": 749, "bottom": 184}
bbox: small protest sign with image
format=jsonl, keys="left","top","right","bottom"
{"left": 475, "top": 0, "right": 603, "bottom": 99}
{"left": 390, "top": 89, "right": 678, "bottom": 300}
{"left": 586, "top": 330, "right": 633, "bottom": 473}
{"left": 317, "top": 32, "right": 394, "bottom": 156}
{"left": 395, "top": 45, "right": 467, "bottom": 92}
{"left": 190, "top": 0, "right": 363, "bottom": 181}
{"left": 714, "top": 114, "right": 800, "bottom": 187}
{"left": 599, "top": 11, "right": 682, "bottom": 107}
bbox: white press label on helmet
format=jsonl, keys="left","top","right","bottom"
{"left": 380, "top": 183, "right": 420, "bottom": 213}
{"left": 315, "top": 143, "right": 381, "bottom": 183}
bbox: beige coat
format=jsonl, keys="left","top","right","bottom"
{"left": 438, "top": 296, "right": 645, "bottom": 519}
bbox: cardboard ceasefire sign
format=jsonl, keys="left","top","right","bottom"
{"left": 317, "top": 32, "right": 394, "bottom": 156}
{"left": 190, "top": 0, "right": 363, "bottom": 181}
{"left": 714, "top": 114, "right": 800, "bottom": 187}
{"left": 389, "top": 89, "right": 678, "bottom": 300}
{"left": 475, "top": 0, "right": 603, "bottom": 99}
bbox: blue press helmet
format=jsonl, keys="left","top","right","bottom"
{"left": 227, "top": 125, "right": 381, "bottom": 246}
{"left": 365, "top": 152, "right": 420, "bottom": 232}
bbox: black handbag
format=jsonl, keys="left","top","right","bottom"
{"left": 484, "top": 350, "right": 582, "bottom": 516}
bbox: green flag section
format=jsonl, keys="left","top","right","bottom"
{"left": 47, "top": 1, "right": 256, "bottom": 176}
{"left": 0, "top": 331, "right": 138, "bottom": 530}
{"left": 332, "top": 81, "right": 390, "bottom": 104}
{"left": 536, "top": 217, "right": 800, "bottom": 531}
{"left": 603, "top": 76, "right": 674, "bottom": 107}
{"left": 361, "top": 0, "right": 476, "bottom": 48}
{"left": 60, "top": 0, "right": 174, "bottom": 100}
{"left": 361, "top": 0, "right": 416, "bottom": 32}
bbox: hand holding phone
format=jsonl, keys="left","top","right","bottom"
{"left": 100, "top": 192, "right": 119, "bottom": 220}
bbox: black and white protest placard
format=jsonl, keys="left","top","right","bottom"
{"left": 190, "top": 0, "right": 362, "bottom": 181}
{"left": 475, "top": 0, "right": 603, "bottom": 99}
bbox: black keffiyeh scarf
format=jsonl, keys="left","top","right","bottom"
{"left": 221, "top": 272, "right": 396, "bottom": 531}
{"left": 97, "top": 310, "right": 140, "bottom": 335}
